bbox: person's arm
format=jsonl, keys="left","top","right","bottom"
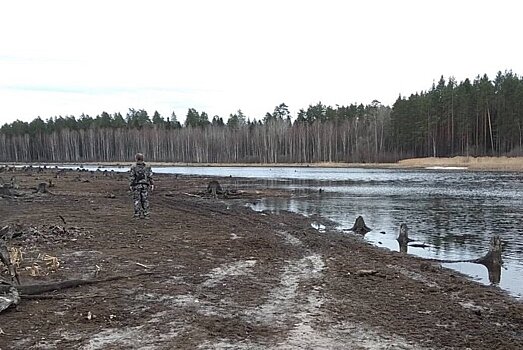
{"left": 129, "top": 166, "right": 135, "bottom": 190}
{"left": 148, "top": 168, "right": 155, "bottom": 191}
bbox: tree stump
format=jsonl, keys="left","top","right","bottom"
{"left": 0, "top": 240, "right": 20, "bottom": 285}
{"left": 350, "top": 216, "right": 371, "bottom": 234}
{"left": 0, "top": 240, "right": 11, "bottom": 269}
{"left": 429, "top": 234, "right": 503, "bottom": 285}
{"left": 207, "top": 180, "right": 222, "bottom": 199}
{"left": 34, "top": 182, "right": 48, "bottom": 194}
{"left": 475, "top": 235, "right": 503, "bottom": 284}
{"left": 397, "top": 223, "right": 412, "bottom": 253}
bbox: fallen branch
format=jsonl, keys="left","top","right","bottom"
{"left": 0, "top": 271, "right": 155, "bottom": 296}
{"left": 135, "top": 262, "right": 151, "bottom": 269}
{"left": 181, "top": 192, "right": 202, "bottom": 198}
{"left": 21, "top": 292, "right": 124, "bottom": 300}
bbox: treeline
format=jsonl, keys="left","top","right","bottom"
{"left": 393, "top": 70, "right": 523, "bottom": 157}
{"left": 0, "top": 103, "right": 392, "bottom": 163}
{"left": 1, "top": 71, "right": 522, "bottom": 163}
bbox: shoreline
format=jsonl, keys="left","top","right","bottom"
{"left": 3, "top": 156, "right": 523, "bottom": 172}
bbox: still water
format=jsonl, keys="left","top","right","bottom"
{"left": 75, "top": 165, "right": 523, "bottom": 298}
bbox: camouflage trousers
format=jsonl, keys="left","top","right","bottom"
{"left": 132, "top": 184, "right": 150, "bottom": 217}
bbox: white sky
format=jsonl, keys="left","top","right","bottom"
{"left": 1, "top": 0, "right": 522, "bottom": 125}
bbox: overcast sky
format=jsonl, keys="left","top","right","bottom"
{"left": 1, "top": 0, "right": 522, "bottom": 125}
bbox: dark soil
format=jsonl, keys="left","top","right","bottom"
{"left": 1, "top": 167, "right": 522, "bottom": 349}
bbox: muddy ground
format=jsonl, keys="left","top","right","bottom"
{"left": 1, "top": 167, "right": 522, "bottom": 350}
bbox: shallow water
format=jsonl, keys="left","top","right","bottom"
{"left": 61, "top": 165, "right": 523, "bottom": 298}
{"left": 240, "top": 168, "right": 522, "bottom": 298}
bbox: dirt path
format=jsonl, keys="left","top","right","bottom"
{"left": 0, "top": 167, "right": 522, "bottom": 349}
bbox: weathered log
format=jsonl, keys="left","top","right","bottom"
{"left": 0, "top": 272, "right": 154, "bottom": 296}
{"left": 350, "top": 216, "right": 371, "bottom": 234}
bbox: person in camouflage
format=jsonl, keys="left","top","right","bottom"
{"left": 129, "top": 153, "right": 154, "bottom": 219}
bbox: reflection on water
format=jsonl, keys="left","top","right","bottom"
{"left": 487, "top": 261, "right": 502, "bottom": 285}
{"left": 60, "top": 165, "right": 523, "bottom": 299}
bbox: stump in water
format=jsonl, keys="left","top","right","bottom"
{"left": 350, "top": 216, "right": 371, "bottom": 235}
{"left": 207, "top": 180, "right": 223, "bottom": 199}
{"left": 397, "top": 223, "right": 411, "bottom": 253}
{"left": 433, "top": 234, "right": 503, "bottom": 285}
{"left": 475, "top": 235, "right": 503, "bottom": 284}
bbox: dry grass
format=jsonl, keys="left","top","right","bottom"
{"left": 398, "top": 156, "right": 523, "bottom": 171}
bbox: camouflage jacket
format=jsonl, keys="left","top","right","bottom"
{"left": 129, "top": 162, "right": 154, "bottom": 187}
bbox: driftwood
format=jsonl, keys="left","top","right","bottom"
{"left": 350, "top": 216, "right": 371, "bottom": 234}
{"left": 0, "top": 272, "right": 155, "bottom": 313}
{"left": 0, "top": 271, "right": 154, "bottom": 296}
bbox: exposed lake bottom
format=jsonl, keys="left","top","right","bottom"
{"left": 39, "top": 164, "right": 523, "bottom": 299}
